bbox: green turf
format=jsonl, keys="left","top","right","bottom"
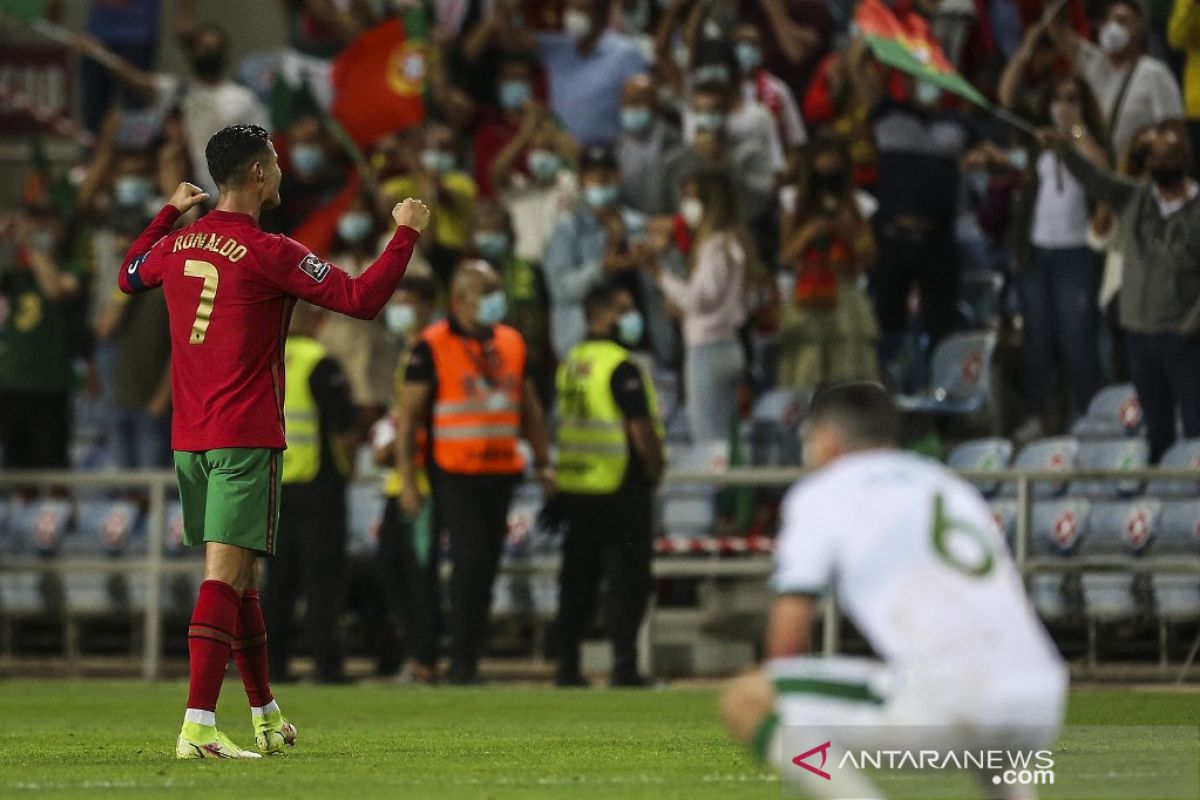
{"left": 0, "top": 682, "right": 1196, "bottom": 799}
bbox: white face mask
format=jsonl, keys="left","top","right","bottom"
{"left": 680, "top": 197, "right": 704, "bottom": 229}
{"left": 564, "top": 9, "right": 593, "bottom": 41}
{"left": 1099, "top": 20, "right": 1132, "bottom": 55}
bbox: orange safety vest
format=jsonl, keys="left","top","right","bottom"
{"left": 423, "top": 319, "right": 526, "bottom": 475}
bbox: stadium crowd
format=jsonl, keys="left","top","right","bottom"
{"left": 3, "top": 0, "right": 1200, "bottom": 682}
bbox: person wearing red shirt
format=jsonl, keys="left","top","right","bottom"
{"left": 118, "top": 124, "right": 430, "bottom": 759}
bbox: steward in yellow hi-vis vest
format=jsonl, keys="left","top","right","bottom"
{"left": 552, "top": 282, "right": 664, "bottom": 689}
{"left": 556, "top": 339, "right": 663, "bottom": 493}
{"left": 264, "top": 304, "right": 358, "bottom": 684}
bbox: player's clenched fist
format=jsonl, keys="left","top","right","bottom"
{"left": 168, "top": 182, "right": 210, "bottom": 214}
{"left": 393, "top": 198, "right": 431, "bottom": 233}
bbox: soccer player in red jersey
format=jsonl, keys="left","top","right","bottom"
{"left": 117, "top": 124, "right": 430, "bottom": 759}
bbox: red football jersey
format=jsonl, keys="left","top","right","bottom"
{"left": 118, "top": 206, "right": 418, "bottom": 452}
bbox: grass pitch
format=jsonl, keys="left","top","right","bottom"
{"left": 0, "top": 680, "right": 1196, "bottom": 799}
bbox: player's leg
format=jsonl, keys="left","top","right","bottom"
{"left": 174, "top": 451, "right": 259, "bottom": 759}
{"left": 205, "top": 448, "right": 296, "bottom": 754}
{"left": 720, "top": 669, "right": 778, "bottom": 764}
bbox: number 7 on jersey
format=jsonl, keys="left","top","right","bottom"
{"left": 183, "top": 259, "right": 219, "bottom": 344}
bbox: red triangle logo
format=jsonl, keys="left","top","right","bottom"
{"left": 792, "top": 741, "right": 833, "bottom": 780}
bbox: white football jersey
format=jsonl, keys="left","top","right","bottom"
{"left": 773, "top": 450, "right": 1065, "bottom": 676}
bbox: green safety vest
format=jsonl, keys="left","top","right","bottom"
{"left": 282, "top": 336, "right": 326, "bottom": 485}
{"left": 555, "top": 339, "right": 662, "bottom": 494}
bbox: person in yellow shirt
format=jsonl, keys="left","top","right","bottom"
{"left": 371, "top": 275, "right": 441, "bottom": 684}
{"left": 380, "top": 124, "right": 478, "bottom": 286}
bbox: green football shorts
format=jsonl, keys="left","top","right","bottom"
{"left": 173, "top": 448, "right": 283, "bottom": 556}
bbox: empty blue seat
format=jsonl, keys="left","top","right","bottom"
{"left": 1072, "top": 439, "right": 1149, "bottom": 499}
{"left": 70, "top": 500, "right": 141, "bottom": 557}
{"left": 1030, "top": 498, "right": 1090, "bottom": 556}
{"left": 1071, "top": 384, "right": 1142, "bottom": 439}
{"left": 948, "top": 438, "right": 1013, "bottom": 497}
{"left": 895, "top": 331, "right": 997, "bottom": 415}
{"left": 1146, "top": 439, "right": 1200, "bottom": 498}
{"left": 1082, "top": 500, "right": 1161, "bottom": 557}
{"left": 1004, "top": 437, "right": 1080, "bottom": 499}
{"left": 661, "top": 442, "right": 728, "bottom": 540}
{"left": 747, "top": 388, "right": 810, "bottom": 467}
{"left": 988, "top": 498, "right": 1019, "bottom": 552}
{"left": 11, "top": 500, "right": 72, "bottom": 557}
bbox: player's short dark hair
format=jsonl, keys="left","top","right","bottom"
{"left": 808, "top": 382, "right": 900, "bottom": 447}
{"left": 584, "top": 281, "right": 626, "bottom": 323}
{"left": 205, "top": 124, "right": 271, "bottom": 188}
{"left": 398, "top": 275, "right": 438, "bottom": 306}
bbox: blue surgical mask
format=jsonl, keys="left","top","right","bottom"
{"left": 735, "top": 42, "right": 762, "bottom": 73}
{"left": 616, "top": 310, "right": 644, "bottom": 346}
{"left": 420, "top": 149, "right": 455, "bottom": 174}
{"left": 291, "top": 144, "right": 324, "bottom": 175}
{"left": 474, "top": 231, "right": 510, "bottom": 261}
{"left": 692, "top": 110, "right": 725, "bottom": 132}
{"left": 386, "top": 303, "right": 418, "bottom": 335}
{"left": 337, "top": 211, "right": 373, "bottom": 243}
{"left": 498, "top": 79, "right": 532, "bottom": 111}
{"left": 476, "top": 290, "right": 508, "bottom": 326}
{"left": 620, "top": 106, "right": 653, "bottom": 134}
{"left": 914, "top": 80, "right": 941, "bottom": 107}
{"left": 114, "top": 175, "right": 152, "bottom": 207}
{"left": 584, "top": 184, "right": 619, "bottom": 209}
{"left": 527, "top": 149, "right": 561, "bottom": 182}
{"left": 692, "top": 64, "right": 731, "bottom": 84}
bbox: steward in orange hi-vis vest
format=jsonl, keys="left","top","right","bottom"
{"left": 421, "top": 318, "right": 527, "bottom": 475}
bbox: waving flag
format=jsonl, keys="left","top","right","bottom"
{"left": 330, "top": 9, "right": 428, "bottom": 149}
{"left": 855, "top": 0, "right": 987, "bottom": 107}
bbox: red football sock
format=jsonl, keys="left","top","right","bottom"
{"left": 233, "top": 588, "right": 274, "bottom": 708}
{"left": 186, "top": 580, "right": 241, "bottom": 712}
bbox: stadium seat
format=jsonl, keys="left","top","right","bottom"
{"left": 1029, "top": 573, "right": 1070, "bottom": 623}
{"left": 746, "top": 388, "right": 810, "bottom": 467}
{"left": 69, "top": 500, "right": 141, "bottom": 557}
{"left": 1070, "top": 384, "right": 1142, "bottom": 439}
{"left": 1145, "top": 439, "right": 1200, "bottom": 498}
{"left": 1145, "top": 499, "right": 1200, "bottom": 662}
{"left": 1003, "top": 437, "right": 1080, "bottom": 499}
{"left": 1072, "top": 439, "right": 1150, "bottom": 499}
{"left": 957, "top": 270, "right": 1004, "bottom": 329}
{"left": 1031, "top": 498, "right": 1090, "bottom": 557}
{"left": 10, "top": 499, "right": 72, "bottom": 557}
{"left": 1081, "top": 500, "right": 1161, "bottom": 558}
{"left": 948, "top": 437, "right": 1013, "bottom": 498}
{"left": 894, "top": 331, "right": 997, "bottom": 415}
{"left": 988, "top": 498, "right": 1019, "bottom": 553}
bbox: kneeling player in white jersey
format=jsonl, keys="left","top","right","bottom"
{"left": 721, "top": 383, "right": 1068, "bottom": 797}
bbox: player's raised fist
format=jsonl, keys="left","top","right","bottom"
{"left": 393, "top": 198, "right": 431, "bottom": 233}
{"left": 168, "top": 182, "right": 209, "bottom": 214}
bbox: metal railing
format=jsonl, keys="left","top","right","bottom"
{"left": 1, "top": 466, "right": 1198, "bottom": 678}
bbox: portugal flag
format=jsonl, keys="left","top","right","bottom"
{"left": 330, "top": 10, "right": 428, "bottom": 149}
{"left": 855, "top": 0, "right": 987, "bottom": 107}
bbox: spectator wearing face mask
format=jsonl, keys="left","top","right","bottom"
{"left": 1045, "top": 121, "right": 1200, "bottom": 462}
{"left": 316, "top": 197, "right": 400, "bottom": 429}
{"left": 775, "top": 134, "right": 879, "bottom": 390}
{"left": 538, "top": 0, "right": 649, "bottom": 145}
{"left": 380, "top": 124, "right": 479, "bottom": 286}
{"left": 471, "top": 54, "right": 548, "bottom": 200}
{"left": 472, "top": 202, "right": 554, "bottom": 405}
{"left": 1050, "top": 0, "right": 1183, "bottom": 157}
{"left": 178, "top": 23, "right": 271, "bottom": 198}
{"left": 263, "top": 115, "right": 346, "bottom": 235}
{"left": 494, "top": 119, "right": 581, "bottom": 265}
{"left": 1005, "top": 75, "right": 1109, "bottom": 439}
{"left": 999, "top": 25, "right": 1075, "bottom": 124}
{"left": 847, "top": 39, "right": 977, "bottom": 381}
{"left": 664, "top": 81, "right": 776, "bottom": 224}
{"left": 644, "top": 168, "right": 752, "bottom": 443}
{"left": 616, "top": 74, "right": 683, "bottom": 215}
{"left": 543, "top": 146, "right": 663, "bottom": 360}
{"left": 732, "top": 23, "right": 808, "bottom": 161}
{"left": 372, "top": 275, "right": 442, "bottom": 685}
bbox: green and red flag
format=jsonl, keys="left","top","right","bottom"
{"left": 0, "top": 0, "right": 48, "bottom": 23}
{"left": 330, "top": 8, "right": 429, "bottom": 150}
{"left": 855, "top": 0, "right": 987, "bottom": 107}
